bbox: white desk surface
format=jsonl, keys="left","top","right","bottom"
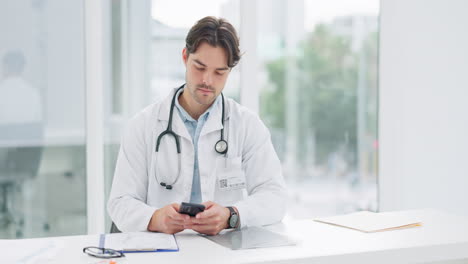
{"left": 4, "top": 209, "right": 468, "bottom": 264}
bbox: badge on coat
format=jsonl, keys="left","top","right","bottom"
{"left": 216, "top": 156, "right": 246, "bottom": 191}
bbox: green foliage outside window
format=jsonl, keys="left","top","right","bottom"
{"left": 261, "top": 24, "right": 378, "bottom": 171}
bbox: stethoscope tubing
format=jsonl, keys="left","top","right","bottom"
{"left": 153, "top": 84, "right": 228, "bottom": 190}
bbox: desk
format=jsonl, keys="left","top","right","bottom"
{"left": 4, "top": 209, "right": 468, "bottom": 264}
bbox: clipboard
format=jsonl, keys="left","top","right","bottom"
{"left": 99, "top": 232, "right": 179, "bottom": 253}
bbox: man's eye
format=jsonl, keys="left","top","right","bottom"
{"left": 216, "top": 71, "right": 225, "bottom": 76}
{"left": 195, "top": 67, "right": 205, "bottom": 71}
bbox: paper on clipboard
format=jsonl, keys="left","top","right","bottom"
{"left": 314, "top": 211, "right": 422, "bottom": 233}
{"left": 100, "top": 231, "right": 179, "bottom": 252}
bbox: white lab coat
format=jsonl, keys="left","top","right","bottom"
{"left": 108, "top": 87, "right": 287, "bottom": 232}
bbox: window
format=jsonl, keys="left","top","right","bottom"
{"left": 257, "top": 0, "right": 379, "bottom": 218}
{"left": 0, "top": 0, "right": 87, "bottom": 238}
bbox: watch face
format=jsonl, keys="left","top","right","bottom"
{"left": 229, "top": 214, "right": 239, "bottom": 228}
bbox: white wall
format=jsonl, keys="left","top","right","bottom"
{"left": 379, "top": 0, "right": 468, "bottom": 215}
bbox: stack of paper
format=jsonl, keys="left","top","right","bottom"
{"left": 314, "top": 211, "right": 422, "bottom": 233}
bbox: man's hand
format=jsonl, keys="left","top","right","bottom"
{"left": 147, "top": 203, "right": 190, "bottom": 234}
{"left": 185, "top": 201, "right": 231, "bottom": 236}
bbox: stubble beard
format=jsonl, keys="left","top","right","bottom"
{"left": 191, "top": 83, "right": 217, "bottom": 106}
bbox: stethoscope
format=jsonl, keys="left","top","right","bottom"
{"left": 154, "top": 84, "right": 228, "bottom": 190}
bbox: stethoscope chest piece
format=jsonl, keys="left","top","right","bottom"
{"left": 215, "top": 139, "right": 228, "bottom": 154}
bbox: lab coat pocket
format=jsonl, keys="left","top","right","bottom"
{"left": 215, "top": 156, "right": 246, "bottom": 191}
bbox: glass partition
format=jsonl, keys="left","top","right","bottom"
{"left": 257, "top": 0, "right": 379, "bottom": 218}
{"left": 0, "top": 0, "right": 87, "bottom": 238}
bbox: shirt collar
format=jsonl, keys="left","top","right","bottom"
{"left": 174, "top": 86, "right": 221, "bottom": 122}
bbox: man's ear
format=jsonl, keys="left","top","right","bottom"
{"left": 182, "top": 48, "right": 188, "bottom": 66}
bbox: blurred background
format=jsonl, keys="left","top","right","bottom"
{"left": 0, "top": 0, "right": 379, "bottom": 238}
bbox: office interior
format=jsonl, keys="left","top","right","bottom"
{"left": 0, "top": 0, "right": 467, "bottom": 241}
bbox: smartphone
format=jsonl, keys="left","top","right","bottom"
{"left": 179, "top": 202, "right": 205, "bottom": 217}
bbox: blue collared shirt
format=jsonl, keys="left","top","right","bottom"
{"left": 174, "top": 88, "right": 220, "bottom": 203}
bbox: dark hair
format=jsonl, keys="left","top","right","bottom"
{"left": 185, "top": 16, "right": 241, "bottom": 68}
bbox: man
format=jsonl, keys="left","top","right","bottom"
{"left": 0, "top": 51, "right": 42, "bottom": 126}
{"left": 108, "top": 16, "right": 287, "bottom": 236}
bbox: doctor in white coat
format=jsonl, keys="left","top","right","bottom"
{"left": 108, "top": 16, "right": 287, "bottom": 235}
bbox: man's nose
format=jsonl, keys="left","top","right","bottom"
{"left": 202, "top": 72, "right": 213, "bottom": 86}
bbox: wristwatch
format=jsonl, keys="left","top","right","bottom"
{"left": 227, "top": 206, "right": 239, "bottom": 229}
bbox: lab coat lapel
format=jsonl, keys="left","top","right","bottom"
{"left": 157, "top": 87, "right": 191, "bottom": 141}
{"left": 200, "top": 95, "right": 228, "bottom": 137}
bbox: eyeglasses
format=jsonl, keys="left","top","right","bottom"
{"left": 83, "top": 246, "right": 125, "bottom": 259}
